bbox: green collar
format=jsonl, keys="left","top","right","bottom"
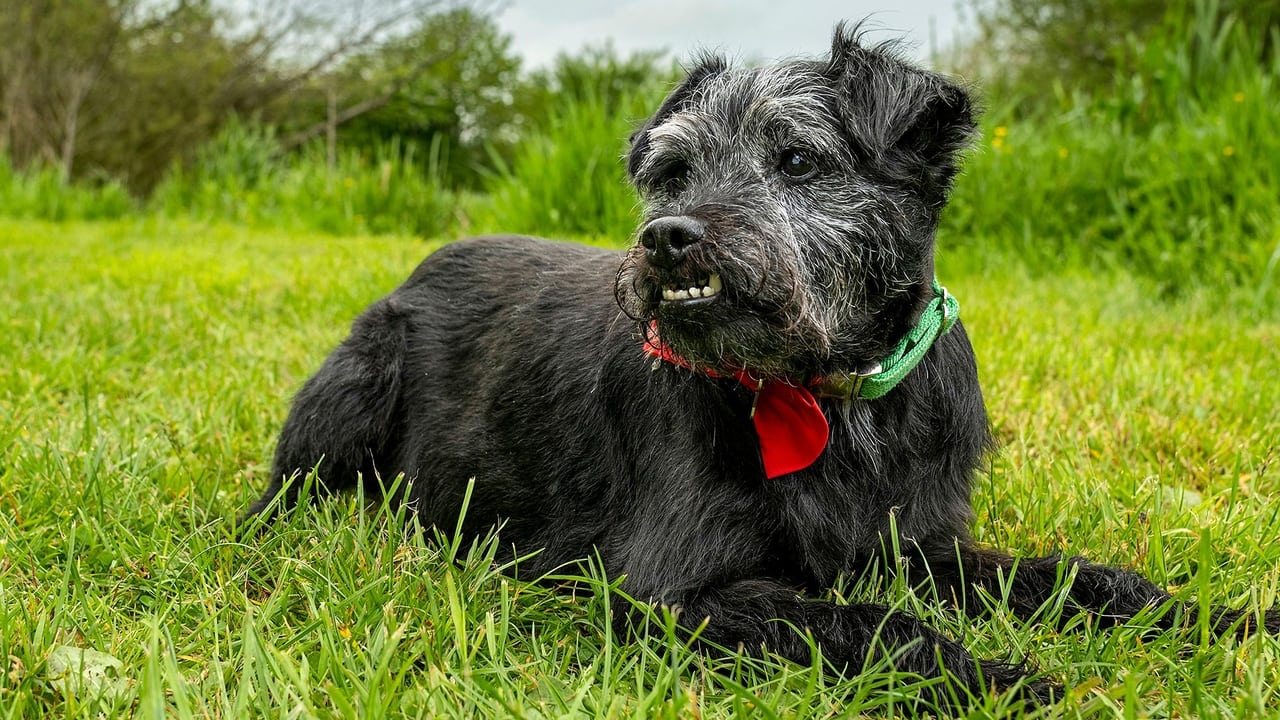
{"left": 812, "top": 279, "right": 960, "bottom": 401}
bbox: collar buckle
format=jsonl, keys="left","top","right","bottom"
{"left": 813, "top": 361, "right": 882, "bottom": 401}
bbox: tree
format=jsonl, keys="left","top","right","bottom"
{"left": 0, "top": 0, "right": 140, "bottom": 179}
{"left": 524, "top": 42, "right": 672, "bottom": 111}
{"left": 276, "top": 7, "right": 516, "bottom": 186}
{"left": 0, "top": 0, "right": 489, "bottom": 191}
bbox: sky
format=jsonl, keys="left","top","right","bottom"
{"left": 493, "top": 0, "right": 973, "bottom": 69}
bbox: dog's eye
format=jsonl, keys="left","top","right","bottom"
{"left": 779, "top": 149, "right": 817, "bottom": 179}
{"left": 655, "top": 159, "right": 691, "bottom": 193}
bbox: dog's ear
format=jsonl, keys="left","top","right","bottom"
{"left": 626, "top": 54, "right": 727, "bottom": 180}
{"left": 891, "top": 77, "right": 977, "bottom": 191}
{"left": 825, "top": 23, "right": 978, "bottom": 192}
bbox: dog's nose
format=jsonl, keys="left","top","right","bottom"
{"left": 639, "top": 216, "right": 705, "bottom": 268}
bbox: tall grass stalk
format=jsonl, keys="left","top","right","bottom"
{"left": 943, "top": 1, "right": 1278, "bottom": 301}
{"left": 469, "top": 89, "right": 661, "bottom": 240}
{"left": 0, "top": 153, "right": 135, "bottom": 221}
{"left": 151, "top": 121, "right": 457, "bottom": 238}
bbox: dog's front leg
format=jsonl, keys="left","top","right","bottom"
{"left": 628, "top": 578, "right": 1057, "bottom": 708}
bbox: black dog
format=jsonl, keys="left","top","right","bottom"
{"left": 243, "top": 25, "right": 1275, "bottom": 708}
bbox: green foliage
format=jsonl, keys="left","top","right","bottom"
{"left": 151, "top": 121, "right": 456, "bottom": 237}
{"left": 943, "top": 0, "right": 1280, "bottom": 299}
{"left": 1, "top": 0, "right": 1276, "bottom": 302}
{"left": 1108, "top": 0, "right": 1277, "bottom": 129}
{"left": 320, "top": 8, "right": 526, "bottom": 189}
{"left": 2, "top": 220, "right": 1278, "bottom": 718}
{"left": 962, "top": 0, "right": 1280, "bottom": 116}
{"left": 523, "top": 42, "right": 675, "bottom": 114}
{"left": 0, "top": 153, "right": 134, "bottom": 221}
{"left": 0, "top": 0, "right": 472, "bottom": 192}
{"left": 470, "top": 88, "right": 663, "bottom": 239}
{"left": 462, "top": 44, "right": 675, "bottom": 238}
{"left": 0, "top": 0, "right": 274, "bottom": 191}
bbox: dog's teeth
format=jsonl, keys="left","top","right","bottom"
{"left": 661, "top": 276, "right": 721, "bottom": 302}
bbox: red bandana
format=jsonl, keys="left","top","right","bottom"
{"left": 642, "top": 331, "right": 829, "bottom": 479}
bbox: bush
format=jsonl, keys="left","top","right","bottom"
{"left": 152, "top": 120, "right": 457, "bottom": 238}
{"left": 0, "top": 154, "right": 135, "bottom": 221}
{"left": 471, "top": 88, "right": 664, "bottom": 241}
{"left": 942, "top": 1, "right": 1279, "bottom": 298}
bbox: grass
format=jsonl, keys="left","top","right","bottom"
{"left": 2, "top": 218, "right": 1278, "bottom": 718}
{"left": 466, "top": 91, "right": 649, "bottom": 239}
{"left": 150, "top": 124, "right": 458, "bottom": 239}
{"left": 944, "top": 80, "right": 1280, "bottom": 299}
{"left": 0, "top": 154, "right": 135, "bottom": 222}
{"left": 943, "top": 0, "right": 1280, "bottom": 298}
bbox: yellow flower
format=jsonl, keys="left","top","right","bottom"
{"left": 994, "top": 126, "right": 1008, "bottom": 138}
{"left": 1233, "top": 91, "right": 1245, "bottom": 103}
{"left": 992, "top": 137, "right": 1004, "bottom": 150}
{"left": 343, "top": 177, "right": 355, "bottom": 189}
{"left": 1223, "top": 146, "right": 1235, "bottom": 156}
{"left": 1058, "top": 147, "right": 1069, "bottom": 159}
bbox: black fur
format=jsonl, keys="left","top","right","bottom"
{"left": 242, "top": 25, "right": 1276, "bottom": 712}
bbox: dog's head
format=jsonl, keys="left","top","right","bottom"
{"left": 616, "top": 24, "right": 977, "bottom": 378}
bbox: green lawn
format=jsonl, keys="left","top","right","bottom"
{"left": 2, "top": 219, "right": 1277, "bottom": 718}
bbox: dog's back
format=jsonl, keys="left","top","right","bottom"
{"left": 384, "top": 235, "right": 642, "bottom": 567}
{"left": 250, "top": 228, "right": 986, "bottom": 580}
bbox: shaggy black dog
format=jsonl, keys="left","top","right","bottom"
{"left": 243, "top": 25, "right": 1275, "bottom": 709}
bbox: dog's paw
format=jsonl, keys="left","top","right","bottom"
{"left": 1201, "top": 605, "right": 1280, "bottom": 638}
{"left": 975, "top": 659, "right": 1061, "bottom": 709}
{"left": 1257, "top": 607, "right": 1280, "bottom": 636}
{"left": 1012, "top": 675, "right": 1064, "bottom": 707}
